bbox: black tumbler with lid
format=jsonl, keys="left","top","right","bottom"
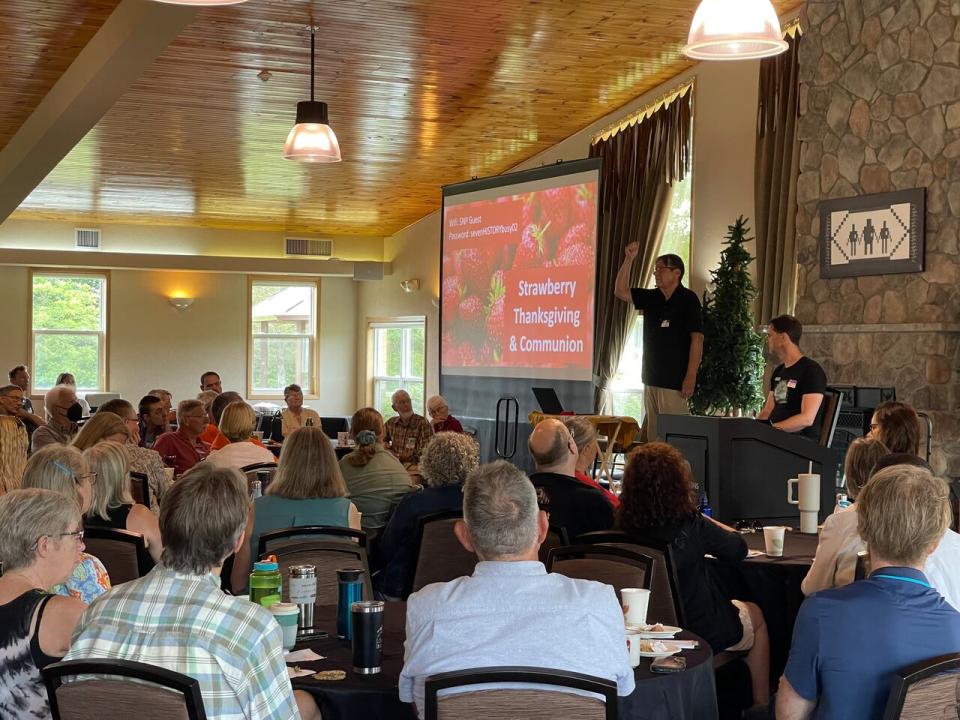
{"left": 350, "top": 600, "right": 384, "bottom": 674}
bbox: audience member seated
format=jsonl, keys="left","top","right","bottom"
{"left": 385, "top": 389, "right": 433, "bottom": 468}
{"left": 206, "top": 401, "right": 276, "bottom": 470}
{"left": 400, "top": 460, "right": 634, "bottom": 716}
{"left": 0, "top": 385, "right": 29, "bottom": 494}
{"left": 64, "top": 463, "right": 321, "bottom": 720}
{"left": 148, "top": 388, "right": 177, "bottom": 428}
{"left": 152, "top": 400, "right": 210, "bottom": 477}
{"left": 564, "top": 416, "right": 619, "bottom": 508}
{"left": 528, "top": 418, "right": 613, "bottom": 539}
{"left": 197, "top": 388, "right": 218, "bottom": 426}
{"left": 426, "top": 394, "right": 463, "bottom": 433}
{"left": 378, "top": 432, "right": 479, "bottom": 598}
{"left": 95, "top": 399, "right": 171, "bottom": 512}
{"left": 281, "top": 383, "right": 322, "bottom": 437}
{"left": 803, "top": 448, "right": 960, "bottom": 608}
{"left": 869, "top": 399, "right": 921, "bottom": 455}
{"left": 7, "top": 364, "right": 43, "bottom": 432}
{"left": 55, "top": 373, "right": 91, "bottom": 416}
{"left": 31, "top": 385, "right": 82, "bottom": 452}
{"left": 231, "top": 425, "right": 360, "bottom": 593}
{"left": 84, "top": 441, "right": 163, "bottom": 564}
{"left": 200, "top": 370, "right": 222, "bottom": 394}
{"left": 0, "top": 488, "right": 87, "bottom": 717}
{"left": 778, "top": 466, "right": 960, "bottom": 720}
{"left": 21, "top": 445, "right": 110, "bottom": 603}
{"left": 618, "top": 442, "right": 770, "bottom": 709}
{"left": 340, "top": 407, "right": 413, "bottom": 541}
{"left": 201, "top": 390, "right": 241, "bottom": 446}
{"left": 137, "top": 394, "right": 167, "bottom": 449}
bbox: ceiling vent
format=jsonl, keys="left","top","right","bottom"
{"left": 285, "top": 237, "right": 333, "bottom": 258}
{"left": 75, "top": 228, "right": 101, "bottom": 250}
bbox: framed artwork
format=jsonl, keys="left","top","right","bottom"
{"left": 819, "top": 187, "right": 925, "bottom": 279}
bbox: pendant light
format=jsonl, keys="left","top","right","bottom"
{"left": 682, "top": 0, "right": 788, "bottom": 61}
{"left": 283, "top": 28, "right": 342, "bottom": 163}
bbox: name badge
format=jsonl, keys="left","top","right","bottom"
{"left": 787, "top": 379, "right": 798, "bottom": 388}
{"left": 660, "top": 319, "right": 670, "bottom": 328}
{"left": 405, "top": 437, "right": 416, "bottom": 449}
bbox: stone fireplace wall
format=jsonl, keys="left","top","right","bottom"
{"left": 795, "top": 0, "right": 960, "bottom": 474}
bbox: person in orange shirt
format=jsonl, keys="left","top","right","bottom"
{"left": 203, "top": 391, "right": 268, "bottom": 451}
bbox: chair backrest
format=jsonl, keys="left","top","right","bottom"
{"left": 546, "top": 544, "right": 653, "bottom": 596}
{"left": 320, "top": 416, "right": 349, "bottom": 439}
{"left": 819, "top": 390, "right": 843, "bottom": 448}
{"left": 917, "top": 412, "right": 933, "bottom": 462}
{"left": 406, "top": 510, "right": 478, "bottom": 599}
{"left": 538, "top": 525, "right": 569, "bottom": 565}
{"left": 424, "top": 666, "right": 617, "bottom": 720}
{"left": 258, "top": 526, "right": 372, "bottom": 604}
{"left": 129, "top": 472, "right": 149, "bottom": 509}
{"left": 883, "top": 653, "right": 960, "bottom": 720}
{"left": 241, "top": 462, "right": 278, "bottom": 494}
{"left": 576, "top": 530, "right": 684, "bottom": 626}
{"left": 854, "top": 550, "right": 870, "bottom": 581}
{"left": 83, "top": 527, "right": 154, "bottom": 585}
{"left": 42, "top": 658, "right": 207, "bottom": 720}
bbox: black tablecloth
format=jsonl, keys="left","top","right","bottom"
{"left": 291, "top": 604, "right": 717, "bottom": 720}
{"left": 709, "top": 530, "right": 818, "bottom": 679}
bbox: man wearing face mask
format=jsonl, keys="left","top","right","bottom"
{"left": 384, "top": 389, "right": 433, "bottom": 469}
{"left": 31, "top": 384, "right": 83, "bottom": 452}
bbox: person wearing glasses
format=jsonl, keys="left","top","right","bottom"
{"left": 20, "top": 445, "right": 111, "bottom": 604}
{"left": 152, "top": 399, "right": 211, "bottom": 477}
{"left": 31, "top": 384, "right": 83, "bottom": 453}
{"left": 0, "top": 384, "right": 29, "bottom": 494}
{"left": 0, "top": 488, "right": 87, "bottom": 718}
{"left": 615, "top": 247, "right": 703, "bottom": 442}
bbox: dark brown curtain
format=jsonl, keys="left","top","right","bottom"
{"left": 589, "top": 92, "right": 692, "bottom": 414}
{"left": 755, "top": 31, "right": 801, "bottom": 323}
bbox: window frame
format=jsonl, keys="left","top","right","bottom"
{"left": 247, "top": 276, "right": 321, "bottom": 400}
{"left": 29, "top": 269, "right": 110, "bottom": 394}
{"left": 366, "top": 316, "right": 427, "bottom": 416}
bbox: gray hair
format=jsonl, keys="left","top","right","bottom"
{"left": 463, "top": 461, "right": 539, "bottom": 560}
{"left": 426, "top": 395, "right": 447, "bottom": 413}
{"left": 43, "top": 384, "right": 75, "bottom": 417}
{"left": 0, "top": 488, "right": 80, "bottom": 572}
{"left": 159, "top": 463, "right": 248, "bottom": 574}
{"left": 21, "top": 444, "right": 88, "bottom": 510}
{"left": 391, "top": 388, "right": 411, "bottom": 405}
{"left": 564, "top": 416, "right": 597, "bottom": 454}
{"left": 176, "top": 398, "right": 204, "bottom": 426}
{"left": 420, "top": 432, "right": 479, "bottom": 488}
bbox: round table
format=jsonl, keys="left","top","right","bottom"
{"left": 291, "top": 603, "right": 717, "bottom": 720}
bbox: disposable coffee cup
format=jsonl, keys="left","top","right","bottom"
{"left": 626, "top": 629, "right": 643, "bottom": 668}
{"left": 253, "top": 430, "right": 265, "bottom": 441}
{"left": 763, "top": 526, "right": 786, "bottom": 557}
{"left": 163, "top": 467, "right": 175, "bottom": 484}
{"left": 270, "top": 602, "right": 300, "bottom": 651}
{"left": 620, "top": 587, "right": 650, "bottom": 626}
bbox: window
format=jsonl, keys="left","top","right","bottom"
{"left": 250, "top": 280, "right": 317, "bottom": 396}
{"left": 31, "top": 272, "right": 108, "bottom": 392}
{"left": 370, "top": 319, "right": 425, "bottom": 418}
{"left": 611, "top": 171, "right": 692, "bottom": 418}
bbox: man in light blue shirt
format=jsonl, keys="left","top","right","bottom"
{"left": 399, "top": 460, "right": 634, "bottom": 717}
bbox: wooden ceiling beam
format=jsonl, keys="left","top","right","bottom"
{"left": 0, "top": 0, "right": 197, "bottom": 224}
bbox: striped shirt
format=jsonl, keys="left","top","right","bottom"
{"left": 64, "top": 565, "right": 300, "bottom": 720}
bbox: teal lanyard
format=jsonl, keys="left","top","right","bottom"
{"left": 873, "top": 574, "right": 932, "bottom": 589}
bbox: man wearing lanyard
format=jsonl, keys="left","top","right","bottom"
{"left": 777, "top": 465, "right": 960, "bottom": 720}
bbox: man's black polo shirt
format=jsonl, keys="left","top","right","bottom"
{"left": 529, "top": 471, "right": 614, "bottom": 541}
{"left": 631, "top": 285, "right": 703, "bottom": 390}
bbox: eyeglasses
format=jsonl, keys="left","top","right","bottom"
{"left": 869, "top": 423, "right": 879, "bottom": 432}
{"left": 52, "top": 461, "right": 96, "bottom": 486}
{"left": 76, "top": 472, "right": 97, "bottom": 486}
{"left": 182, "top": 414, "right": 207, "bottom": 422}
{"left": 31, "top": 529, "right": 84, "bottom": 550}
{"left": 653, "top": 264, "right": 679, "bottom": 273}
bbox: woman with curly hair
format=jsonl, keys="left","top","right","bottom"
{"left": 377, "top": 432, "right": 479, "bottom": 598}
{"left": 339, "top": 408, "right": 413, "bottom": 541}
{"left": 618, "top": 443, "right": 770, "bottom": 709}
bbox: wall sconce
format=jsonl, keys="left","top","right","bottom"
{"left": 400, "top": 279, "right": 421, "bottom": 293}
{"left": 168, "top": 297, "right": 195, "bottom": 311}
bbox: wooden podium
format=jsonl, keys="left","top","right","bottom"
{"left": 659, "top": 415, "right": 840, "bottom": 525}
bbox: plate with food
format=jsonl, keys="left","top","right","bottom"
{"left": 627, "top": 622, "right": 682, "bottom": 638}
{"left": 637, "top": 640, "right": 682, "bottom": 658}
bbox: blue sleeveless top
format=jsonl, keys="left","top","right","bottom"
{"left": 249, "top": 495, "right": 352, "bottom": 563}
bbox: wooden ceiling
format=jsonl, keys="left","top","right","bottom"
{"left": 7, "top": 0, "right": 804, "bottom": 237}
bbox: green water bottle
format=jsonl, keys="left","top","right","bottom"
{"left": 249, "top": 558, "right": 282, "bottom": 607}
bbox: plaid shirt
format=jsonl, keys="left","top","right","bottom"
{"left": 385, "top": 413, "right": 433, "bottom": 465}
{"left": 64, "top": 565, "right": 300, "bottom": 720}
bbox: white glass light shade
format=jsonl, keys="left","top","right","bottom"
{"left": 283, "top": 101, "right": 342, "bottom": 163}
{"left": 682, "top": 0, "right": 788, "bottom": 61}
{"left": 151, "top": 1, "right": 248, "bottom": 5}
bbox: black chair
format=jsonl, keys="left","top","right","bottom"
{"left": 320, "top": 416, "right": 350, "bottom": 439}
{"left": 547, "top": 544, "right": 654, "bottom": 597}
{"left": 83, "top": 527, "right": 154, "bottom": 585}
{"left": 576, "top": 530, "right": 685, "bottom": 626}
{"left": 258, "top": 525, "right": 372, "bottom": 603}
{"left": 538, "top": 525, "right": 570, "bottom": 566}
{"left": 405, "top": 510, "right": 477, "bottom": 599}
{"left": 882, "top": 653, "right": 960, "bottom": 719}
{"left": 424, "top": 666, "right": 617, "bottom": 720}
{"left": 43, "top": 658, "right": 207, "bottom": 719}
{"left": 819, "top": 389, "right": 844, "bottom": 448}
{"left": 129, "top": 471, "right": 150, "bottom": 509}
{"left": 241, "top": 462, "right": 278, "bottom": 494}
{"left": 855, "top": 550, "right": 870, "bottom": 581}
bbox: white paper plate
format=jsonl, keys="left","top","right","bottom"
{"left": 638, "top": 642, "right": 682, "bottom": 658}
{"left": 627, "top": 624, "right": 682, "bottom": 638}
